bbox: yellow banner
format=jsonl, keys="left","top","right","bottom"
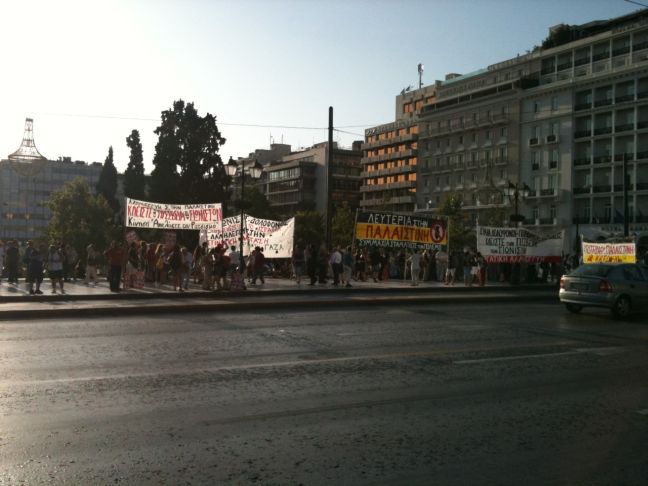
{"left": 355, "top": 222, "right": 447, "bottom": 245}
{"left": 582, "top": 242, "right": 636, "bottom": 264}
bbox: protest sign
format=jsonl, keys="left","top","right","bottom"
{"left": 125, "top": 198, "right": 222, "bottom": 230}
{"left": 477, "top": 226, "right": 563, "bottom": 263}
{"left": 200, "top": 215, "right": 294, "bottom": 258}
{"left": 582, "top": 242, "right": 636, "bottom": 264}
{"left": 354, "top": 211, "right": 448, "bottom": 251}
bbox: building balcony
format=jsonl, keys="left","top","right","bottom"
{"left": 573, "top": 216, "right": 590, "bottom": 224}
{"left": 540, "top": 188, "right": 557, "bottom": 197}
{"left": 574, "top": 158, "right": 591, "bottom": 167}
{"left": 540, "top": 66, "right": 556, "bottom": 75}
{"left": 575, "top": 102, "right": 592, "bottom": 111}
{"left": 557, "top": 62, "right": 573, "bottom": 71}
{"left": 637, "top": 151, "right": 648, "bottom": 160}
{"left": 549, "top": 160, "right": 558, "bottom": 169}
{"left": 493, "top": 157, "right": 508, "bottom": 166}
{"left": 593, "top": 155, "right": 612, "bottom": 164}
{"left": 636, "top": 182, "right": 648, "bottom": 190}
{"left": 532, "top": 163, "right": 540, "bottom": 171}
{"left": 526, "top": 190, "right": 537, "bottom": 198}
{"left": 574, "top": 129, "right": 592, "bottom": 139}
{"left": 546, "top": 134, "right": 559, "bottom": 144}
{"left": 529, "top": 137, "right": 540, "bottom": 146}
{"left": 574, "top": 57, "right": 590, "bottom": 67}
{"left": 593, "top": 126, "right": 612, "bottom": 136}
{"left": 615, "top": 123, "right": 634, "bottom": 132}
{"left": 490, "top": 113, "right": 509, "bottom": 124}
{"left": 592, "top": 51, "right": 610, "bottom": 62}
{"left": 637, "top": 120, "right": 648, "bottom": 129}
{"left": 594, "top": 98, "right": 613, "bottom": 107}
{"left": 614, "top": 153, "right": 634, "bottom": 162}
{"left": 592, "top": 184, "right": 612, "bottom": 193}
{"left": 573, "top": 186, "right": 591, "bottom": 194}
{"left": 538, "top": 217, "right": 556, "bottom": 225}
{"left": 634, "top": 41, "right": 648, "bottom": 51}
{"left": 615, "top": 94, "right": 635, "bottom": 103}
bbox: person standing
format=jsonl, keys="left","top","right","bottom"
{"left": 463, "top": 250, "right": 475, "bottom": 287}
{"left": 169, "top": 244, "right": 183, "bottom": 292}
{"left": 64, "top": 244, "right": 78, "bottom": 282}
{"left": 342, "top": 246, "right": 354, "bottom": 288}
{"left": 252, "top": 247, "right": 266, "bottom": 285}
{"left": 408, "top": 249, "right": 422, "bottom": 286}
{"left": 47, "top": 244, "right": 65, "bottom": 294}
{"left": 329, "top": 246, "right": 342, "bottom": 287}
{"left": 227, "top": 245, "right": 240, "bottom": 278}
{"left": 104, "top": 240, "right": 125, "bottom": 292}
{"left": 476, "top": 252, "right": 487, "bottom": 287}
{"left": 317, "top": 244, "right": 329, "bottom": 284}
{"left": 182, "top": 246, "right": 193, "bottom": 290}
{"left": 24, "top": 241, "right": 44, "bottom": 295}
{"left": 305, "top": 244, "right": 317, "bottom": 286}
{"left": 0, "top": 241, "right": 4, "bottom": 285}
{"left": 5, "top": 240, "right": 19, "bottom": 284}
{"left": 85, "top": 243, "right": 99, "bottom": 286}
{"left": 291, "top": 244, "right": 305, "bottom": 284}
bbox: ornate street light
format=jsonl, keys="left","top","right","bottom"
{"left": 225, "top": 158, "right": 263, "bottom": 264}
{"left": 503, "top": 181, "right": 531, "bottom": 224}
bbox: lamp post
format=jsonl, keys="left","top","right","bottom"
{"left": 503, "top": 181, "right": 531, "bottom": 225}
{"left": 225, "top": 157, "right": 263, "bottom": 265}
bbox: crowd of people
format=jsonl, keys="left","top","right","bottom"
{"left": 4, "top": 237, "right": 631, "bottom": 295}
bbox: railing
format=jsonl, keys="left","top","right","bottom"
{"left": 613, "top": 46, "right": 631, "bottom": 57}
{"left": 638, "top": 90, "right": 648, "bottom": 99}
{"left": 574, "top": 129, "right": 591, "bottom": 138}
{"left": 615, "top": 94, "right": 634, "bottom": 103}
{"left": 575, "top": 102, "right": 592, "bottom": 111}
{"left": 634, "top": 41, "right": 648, "bottom": 51}
{"left": 573, "top": 217, "right": 590, "bottom": 224}
{"left": 592, "top": 51, "right": 610, "bottom": 62}
{"left": 574, "top": 57, "right": 590, "bottom": 66}
{"left": 540, "top": 66, "right": 556, "bottom": 75}
{"left": 593, "top": 126, "right": 612, "bottom": 135}
{"left": 636, "top": 182, "right": 648, "bottom": 190}
{"left": 593, "top": 155, "right": 612, "bottom": 164}
{"left": 594, "top": 98, "right": 613, "bottom": 107}
{"left": 573, "top": 187, "right": 591, "bottom": 194}
{"left": 637, "top": 151, "right": 648, "bottom": 160}
{"left": 557, "top": 62, "right": 573, "bottom": 71}
{"left": 592, "top": 185, "right": 612, "bottom": 193}
{"left": 529, "top": 137, "right": 539, "bottom": 146}
{"left": 614, "top": 153, "right": 634, "bottom": 162}
{"left": 574, "top": 158, "right": 591, "bottom": 166}
{"left": 615, "top": 123, "right": 634, "bottom": 132}
{"left": 546, "top": 134, "right": 558, "bottom": 143}
{"left": 538, "top": 218, "right": 555, "bottom": 225}
{"left": 540, "top": 188, "right": 556, "bottom": 196}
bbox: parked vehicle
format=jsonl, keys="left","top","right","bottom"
{"left": 559, "top": 263, "right": 648, "bottom": 318}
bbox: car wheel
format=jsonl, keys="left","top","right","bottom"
{"left": 612, "top": 296, "right": 632, "bottom": 318}
{"left": 565, "top": 303, "right": 583, "bottom": 314}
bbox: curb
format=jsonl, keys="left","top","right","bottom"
{"left": 0, "top": 292, "right": 559, "bottom": 321}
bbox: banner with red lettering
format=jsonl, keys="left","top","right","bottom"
{"left": 477, "top": 226, "right": 564, "bottom": 263}
{"left": 125, "top": 198, "right": 222, "bottom": 230}
{"left": 354, "top": 211, "right": 448, "bottom": 251}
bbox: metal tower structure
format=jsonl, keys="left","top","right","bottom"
{"left": 8, "top": 118, "right": 47, "bottom": 161}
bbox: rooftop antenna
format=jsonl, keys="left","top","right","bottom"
{"left": 8, "top": 118, "right": 47, "bottom": 161}
{"left": 418, "top": 63, "right": 424, "bottom": 89}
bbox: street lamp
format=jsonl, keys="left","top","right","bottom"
{"left": 503, "top": 181, "right": 531, "bottom": 225}
{"left": 225, "top": 157, "right": 263, "bottom": 265}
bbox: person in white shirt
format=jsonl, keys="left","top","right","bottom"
{"left": 329, "top": 246, "right": 342, "bottom": 286}
{"left": 228, "top": 246, "right": 241, "bottom": 276}
{"left": 408, "top": 249, "right": 422, "bottom": 286}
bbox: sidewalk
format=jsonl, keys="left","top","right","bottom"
{"left": 0, "top": 277, "right": 558, "bottom": 320}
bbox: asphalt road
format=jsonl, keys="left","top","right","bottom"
{"left": 1, "top": 302, "right": 648, "bottom": 485}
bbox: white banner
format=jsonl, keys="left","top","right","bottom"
{"left": 477, "top": 226, "right": 564, "bottom": 263}
{"left": 125, "top": 198, "right": 223, "bottom": 230}
{"left": 200, "top": 215, "right": 294, "bottom": 258}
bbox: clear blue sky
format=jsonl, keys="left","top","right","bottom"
{"left": 0, "top": 0, "right": 639, "bottom": 173}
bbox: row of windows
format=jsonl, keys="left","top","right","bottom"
{"left": 365, "top": 173, "right": 417, "bottom": 186}
{"left": 365, "top": 142, "right": 417, "bottom": 158}
{"left": 426, "top": 105, "right": 509, "bottom": 134}
{"left": 426, "top": 127, "right": 508, "bottom": 150}
{"left": 366, "top": 125, "right": 419, "bottom": 143}
{"left": 426, "top": 147, "right": 509, "bottom": 169}
{"left": 365, "top": 158, "right": 417, "bottom": 172}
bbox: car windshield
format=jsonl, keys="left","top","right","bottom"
{"left": 569, "top": 264, "right": 612, "bottom": 277}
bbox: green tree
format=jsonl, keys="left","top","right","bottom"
{"left": 242, "top": 186, "right": 278, "bottom": 220}
{"left": 149, "top": 99, "right": 228, "bottom": 205}
{"left": 45, "top": 178, "right": 117, "bottom": 258}
{"left": 437, "top": 193, "right": 475, "bottom": 252}
{"left": 331, "top": 201, "right": 355, "bottom": 248}
{"left": 124, "top": 130, "right": 146, "bottom": 200}
{"left": 96, "top": 146, "right": 119, "bottom": 215}
{"left": 294, "top": 210, "right": 324, "bottom": 247}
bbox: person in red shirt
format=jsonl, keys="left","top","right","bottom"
{"left": 104, "top": 240, "right": 125, "bottom": 292}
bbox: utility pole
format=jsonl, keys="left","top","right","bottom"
{"left": 326, "top": 106, "right": 333, "bottom": 248}
{"left": 623, "top": 153, "right": 630, "bottom": 237}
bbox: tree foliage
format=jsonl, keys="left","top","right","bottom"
{"left": 124, "top": 130, "right": 146, "bottom": 200}
{"left": 331, "top": 201, "right": 355, "bottom": 249}
{"left": 44, "top": 178, "right": 118, "bottom": 258}
{"left": 437, "top": 193, "right": 475, "bottom": 252}
{"left": 96, "top": 146, "right": 119, "bottom": 215}
{"left": 294, "top": 210, "right": 324, "bottom": 247}
{"left": 149, "top": 99, "right": 228, "bottom": 205}
{"left": 242, "top": 186, "right": 278, "bottom": 220}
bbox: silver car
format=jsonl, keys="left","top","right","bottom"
{"left": 559, "top": 263, "right": 648, "bottom": 318}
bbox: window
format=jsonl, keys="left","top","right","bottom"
{"left": 485, "top": 130, "right": 492, "bottom": 141}
{"left": 533, "top": 101, "right": 539, "bottom": 113}
{"left": 458, "top": 135, "right": 463, "bottom": 144}
{"left": 500, "top": 127, "right": 508, "bottom": 138}
{"left": 532, "top": 207, "right": 539, "bottom": 220}
{"left": 550, "top": 205, "right": 557, "bottom": 219}
{"left": 551, "top": 96, "right": 559, "bottom": 111}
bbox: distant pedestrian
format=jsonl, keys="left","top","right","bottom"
{"left": 318, "top": 244, "right": 329, "bottom": 284}
{"left": 5, "top": 240, "right": 19, "bottom": 284}
{"left": 85, "top": 244, "right": 100, "bottom": 286}
{"left": 408, "top": 249, "right": 422, "bottom": 286}
{"left": 291, "top": 243, "right": 305, "bottom": 284}
{"left": 342, "top": 246, "right": 354, "bottom": 288}
{"left": 329, "top": 246, "right": 342, "bottom": 287}
{"left": 305, "top": 244, "right": 317, "bottom": 286}
{"left": 227, "top": 245, "right": 240, "bottom": 277}
{"left": 24, "top": 241, "right": 44, "bottom": 295}
{"left": 64, "top": 244, "right": 78, "bottom": 282}
{"left": 47, "top": 244, "right": 65, "bottom": 294}
{"left": 463, "top": 250, "right": 474, "bottom": 287}
{"left": 252, "top": 247, "right": 266, "bottom": 285}
{"left": 0, "top": 240, "right": 4, "bottom": 285}
{"left": 104, "top": 240, "right": 125, "bottom": 292}
{"left": 476, "top": 252, "right": 487, "bottom": 287}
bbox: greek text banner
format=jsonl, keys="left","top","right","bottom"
{"left": 477, "top": 226, "right": 563, "bottom": 263}
{"left": 582, "top": 242, "right": 636, "bottom": 264}
{"left": 354, "top": 211, "right": 448, "bottom": 251}
{"left": 125, "top": 198, "right": 223, "bottom": 230}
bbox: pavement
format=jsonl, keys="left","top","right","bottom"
{"left": 0, "top": 276, "right": 559, "bottom": 320}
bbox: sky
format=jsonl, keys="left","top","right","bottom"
{"left": 0, "top": 0, "right": 640, "bottom": 173}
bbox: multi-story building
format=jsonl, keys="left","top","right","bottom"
{"left": 254, "top": 141, "right": 362, "bottom": 219}
{"left": 0, "top": 119, "right": 104, "bottom": 241}
{"left": 360, "top": 85, "right": 436, "bottom": 213}
{"left": 416, "top": 9, "right": 648, "bottom": 256}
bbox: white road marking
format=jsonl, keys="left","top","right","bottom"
{"left": 455, "top": 346, "right": 625, "bottom": 365}
{"left": 637, "top": 409, "right": 648, "bottom": 416}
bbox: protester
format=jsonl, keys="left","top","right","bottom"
{"left": 169, "top": 244, "right": 183, "bottom": 292}
{"left": 0, "top": 240, "right": 4, "bottom": 284}
{"left": 5, "top": 240, "right": 19, "bottom": 284}
{"left": 354, "top": 249, "right": 366, "bottom": 281}
{"left": 463, "top": 249, "right": 475, "bottom": 287}
{"left": 64, "top": 244, "right": 78, "bottom": 282}
{"left": 85, "top": 243, "right": 100, "bottom": 286}
{"left": 212, "top": 245, "right": 226, "bottom": 290}
{"left": 202, "top": 248, "right": 214, "bottom": 290}
{"left": 252, "top": 247, "right": 266, "bottom": 285}
{"left": 408, "top": 249, "right": 422, "bottom": 286}
{"left": 24, "top": 241, "right": 44, "bottom": 295}
{"left": 291, "top": 243, "right": 304, "bottom": 284}
{"left": 104, "top": 240, "right": 125, "bottom": 292}
{"left": 317, "top": 244, "right": 328, "bottom": 284}
{"left": 329, "top": 246, "right": 342, "bottom": 287}
{"left": 227, "top": 245, "right": 240, "bottom": 277}
{"left": 342, "top": 246, "right": 354, "bottom": 288}
{"left": 305, "top": 243, "right": 317, "bottom": 286}
{"left": 369, "top": 248, "right": 381, "bottom": 282}
{"left": 182, "top": 246, "right": 193, "bottom": 290}
{"left": 436, "top": 248, "right": 448, "bottom": 282}
{"left": 476, "top": 251, "right": 487, "bottom": 287}
{"left": 47, "top": 244, "right": 65, "bottom": 294}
